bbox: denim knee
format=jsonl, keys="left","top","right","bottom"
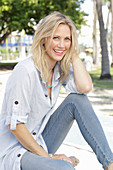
{"left": 66, "top": 93, "right": 88, "bottom": 105}
{"left": 59, "top": 160, "right": 75, "bottom": 170}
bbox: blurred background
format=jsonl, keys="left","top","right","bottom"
{"left": 0, "top": 0, "right": 113, "bottom": 78}
{"left": 0, "top": 0, "right": 113, "bottom": 169}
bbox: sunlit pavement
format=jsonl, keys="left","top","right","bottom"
{"left": 57, "top": 143, "right": 103, "bottom": 170}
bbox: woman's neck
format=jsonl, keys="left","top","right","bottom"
{"left": 46, "top": 55, "right": 57, "bottom": 72}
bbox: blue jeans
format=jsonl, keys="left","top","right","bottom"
{"left": 21, "top": 93, "right": 113, "bottom": 170}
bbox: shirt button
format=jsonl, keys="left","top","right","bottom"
{"left": 45, "top": 94, "right": 48, "bottom": 97}
{"left": 33, "top": 132, "right": 36, "bottom": 135}
{"left": 17, "top": 154, "right": 21, "bottom": 157}
{"left": 15, "top": 101, "right": 19, "bottom": 104}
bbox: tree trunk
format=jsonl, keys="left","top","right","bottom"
{"left": 93, "top": 0, "right": 98, "bottom": 64}
{"left": 0, "top": 29, "right": 11, "bottom": 46}
{"left": 106, "top": 4, "right": 111, "bottom": 32}
{"left": 96, "top": 0, "right": 112, "bottom": 79}
{"left": 111, "top": 0, "right": 113, "bottom": 67}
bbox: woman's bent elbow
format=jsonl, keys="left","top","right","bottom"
{"left": 77, "top": 84, "right": 92, "bottom": 94}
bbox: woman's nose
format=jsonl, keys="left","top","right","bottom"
{"left": 58, "top": 40, "right": 65, "bottom": 48}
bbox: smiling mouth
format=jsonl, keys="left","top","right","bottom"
{"left": 54, "top": 49, "right": 64, "bottom": 55}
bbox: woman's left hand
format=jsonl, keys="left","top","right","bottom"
{"left": 72, "top": 56, "right": 92, "bottom": 94}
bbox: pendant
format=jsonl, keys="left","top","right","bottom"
{"left": 46, "top": 80, "right": 52, "bottom": 88}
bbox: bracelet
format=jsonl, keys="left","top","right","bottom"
{"left": 49, "top": 153, "right": 53, "bottom": 158}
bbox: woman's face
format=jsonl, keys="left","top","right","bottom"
{"left": 45, "top": 24, "right": 71, "bottom": 64}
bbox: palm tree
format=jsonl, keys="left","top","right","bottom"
{"left": 96, "top": 0, "right": 112, "bottom": 79}
{"left": 93, "top": 0, "right": 98, "bottom": 64}
{"left": 110, "top": 0, "right": 113, "bottom": 66}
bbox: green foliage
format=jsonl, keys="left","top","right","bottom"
{"left": 0, "top": 0, "right": 87, "bottom": 44}
{"left": 33, "top": 0, "right": 87, "bottom": 30}
{"left": 89, "top": 67, "right": 113, "bottom": 90}
{"left": 0, "top": 0, "right": 35, "bottom": 34}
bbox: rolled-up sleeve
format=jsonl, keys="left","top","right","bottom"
{"left": 5, "top": 65, "right": 31, "bottom": 130}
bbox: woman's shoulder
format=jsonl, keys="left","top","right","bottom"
{"left": 14, "top": 56, "right": 36, "bottom": 74}
{"left": 7, "top": 57, "right": 38, "bottom": 84}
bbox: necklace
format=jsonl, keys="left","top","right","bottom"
{"left": 46, "top": 68, "right": 54, "bottom": 88}
{"left": 46, "top": 80, "right": 52, "bottom": 88}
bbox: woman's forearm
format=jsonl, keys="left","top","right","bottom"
{"left": 8, "top": 123, "right": 49, "bottom": 158}
{"left": 72, "top": 57, "right": 92, "bottom": 94}
{"left": 8, "top": 123, "right": 73, "bottom": 165}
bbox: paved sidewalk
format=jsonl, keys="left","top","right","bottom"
{"left": 0, "top": 70, "right": 113, "bottom": 170}
{"left": 57, "top": 143, "right": 103, "bottom": 170}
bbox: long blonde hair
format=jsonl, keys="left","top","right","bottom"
{"left": 31, "top": 11, "right": 80, "bottom": 82}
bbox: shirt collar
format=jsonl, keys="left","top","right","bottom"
{"left": 36, "top": 62, "right": 61, "bottom": 82}
{"left": 53, "top": 62, "right": 61, "bottom": 81}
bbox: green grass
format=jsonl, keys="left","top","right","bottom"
{"left": 109, "top": 114, "right": 113, "bottom": 116}
{"left": 0, "top": 62, "right": 17, "bottom": 65}
{"left": 89, "top": 67, "right": 113, "bottom": 90}
{"left": 0, "top": 62, "right": 18, "bottom": 70}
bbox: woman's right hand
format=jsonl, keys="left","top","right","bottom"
{"left": 52, "top": 154, "right": 79, "bottom": 167}
{"left": 52, "top": 154, "right": 72, "bottom": 165}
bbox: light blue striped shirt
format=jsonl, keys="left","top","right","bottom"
{"left": 0, "top": 57, "right": 79, "bottom": 170}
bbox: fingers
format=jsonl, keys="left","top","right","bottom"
{"left": 52, "top": 154, "right": 72, "bottom": 164}
{"left": 69, "top": 156, "right": 79, "bottom": 167}
{"left": 51, "top": 154, "right": 79, "bottom": 167}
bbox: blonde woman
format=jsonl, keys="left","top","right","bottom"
{"left": 0, "top": 11, "right": 113, "bottom": 170}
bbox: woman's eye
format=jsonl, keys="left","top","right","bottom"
{"left": 65, "top": 37, "right": 71, "bottom": 41}
{"left": 53, "top": 36, "right": 59, "bottom": 40}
